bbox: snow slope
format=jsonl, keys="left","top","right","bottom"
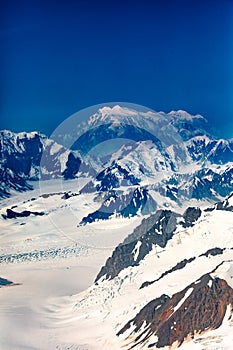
{"left": 0, "top": 181, "right": 232, "bottom": 350}
{"left": 0, "top": 179, "right": 143, "bottom": 349}
{"left": 44, "top": 199, "right": 233, "bottom": 350}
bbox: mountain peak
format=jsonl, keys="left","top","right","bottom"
{"left": 168, "top": 109, "right": 206, "bottom": 121}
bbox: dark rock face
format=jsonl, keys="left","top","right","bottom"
{"left": 187, "top": 138, "right": 233, "bottom": 164}
{"left": 141, "top": 257, "right": 196, "bottom": 289}
{"left": 165, "top": 168, "right": 233, "bottom": 202}
{"left": 3, "top": 208, "right": 45, "bottom": 219}
{"left": 79, "top": 161, "right": 150, "bottom": 224}
{"left": 0, "top": 132, "right": 43, "bottom": 178}
{"left": 95, "top": 209, "right": 180, "bottom": 282}
{"left": 178, "top": 175, "right": 214, "bottom": 200}
{"left": 205, "top": 193, "right": 233, "bottom": 212}
{"left": 158, "top": 185, "right": 178, "bottom": 201}
{"left": 0, "top": 131, "right": 88, "bottom": 197}
{"left": 119, "top": 294, "right": 170, "bottom": 334}
{"left": 200, "top": 247, "right": 225, "bottom": 257}
{"left": 62, "top": 153, "right": 81, "bottom": 180}
{"left": 94, "top": 190, "right": 233, "bottom": 284}
{"left": 206, "top": 140, "right": 233, "bottom": 164}
{"left": 0, "top": 166, "right": 33, "bottom": 197}
{"left": 61, "top": 191, "right": 79, "bottom": 200}
{"left": 95, "top": 204, "right": 204, "bottom": 283}
{"left": 210, "top": 168, "right": 233, "bottom": 198}
{"left": 80, "top": 162, "right": 140, "bottom": 194}
{"left": 182, "top": 207, "right": 202, "bottom": 227}
{"left": 118, "top": 274, "right": 233, "bottom": 349}
{"left": 96, "top": 162, "right": 140, "bottom": 191}
{"left": 141, "top": 246, "right": 227, "bottom": 289}
{"left": 0, "top": 133, "right": 42, "bottom": 196}
{"left": 80, "top": 187, "right": 157, "bottom": 225}
{"left": 0, "top": 277, "right": 13, "bottom": 286}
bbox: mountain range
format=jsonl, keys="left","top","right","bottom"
{"left": 1, "top": 106, "right": 232, "bottom": 224}
{"left": 0, "top": 105, "right": 233, "bottom": 349}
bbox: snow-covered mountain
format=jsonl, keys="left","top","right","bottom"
{"left": 65, "top": 194, "right": 233, "bottom": 349}
{"left": 0, "top": 187, "right": 232, "bottom": 350}
{"left": 0, "top": 106, "right": 232, "bottom": 349}
{"left": 73, "top": 105, "right": 232, "bottom": 208}
{"left": 76, "top": 137, "right": 233, "bottom": 223}
{"left": 84, "top": 106, "right": 210, "bottom": 144}
{"left": 0, "top": 130, "right": 93, "bottom": 197}
{"left": 80, "top": 187, "right": 157, "bottom": 225}
{"left": 186, "top": 136, "right": 233, "bottom": 164}
{"left": 1, "top": 106, "right": 233, "bottom": 221}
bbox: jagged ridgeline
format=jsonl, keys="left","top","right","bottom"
{"left": 118, "top": 272, "right": 233, "bottom": 349}
{"left": 1, "top": 107, "right": 233, "bottom": 224}
{"left": 95, "top": 206, "right": 201, "bottom": 282}
{"left": 89, "top": 193, "right": 233, "bottom": 349}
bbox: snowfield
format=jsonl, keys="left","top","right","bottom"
{"left": 1, "top": 179, "right": 232, "bottom": 349}
{"left": 0, "top": 179, "right": 142, "bottom": 349}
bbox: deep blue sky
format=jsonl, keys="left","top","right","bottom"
{"left": 1, "top": 0, "right": 233, "bottom": 138}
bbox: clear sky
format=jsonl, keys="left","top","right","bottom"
{"left": 1, "top": 0, "right": 233, "bottom": 138}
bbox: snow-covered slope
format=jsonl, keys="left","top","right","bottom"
{"left": 86, "top": 106, "right": 209, "bottom": 143}
{"left": 0, "top": 166, "right": 232, "bottom": 349}
{"left": 49, "top": 194, "right": 233, "bottom": 350}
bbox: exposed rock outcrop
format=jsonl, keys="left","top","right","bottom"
{"left": 80, "top": 187, "right": 157, "bottom": 225}
{"left": 182, "top": 206, "right": 202, "bottom": 227}
{"left": 0, "top": 277, "right": 13, "bottom": 286}
{"left": 118, "top": 272, "right": 233, "bottom": 349}
{"left": 95, "top": 209, "right": 179, "bottom": 282}
{"left": 95, "top": 204, "right": 204, "bottom": 282}
{"left": 0, "top": 130, "right": 91, "bottom": 197}
{"left": 3, "top": 208, "right": 45, "bottom": 219}
{"left": 205, "top": 193, "right": 233, "bottom": 212}
{"left": 140, "top": 257, "right": 196, "bottom": 289}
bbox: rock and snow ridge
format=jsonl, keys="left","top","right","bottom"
{"left": 95, "top": 206, "right": 201, "bottom": 282}
{"left": 0, "top": 110, "right": 233, "bottom": 349}
{"left": 1, "top": 185, "right": 232, "bottom": 349}
{"left": 72, "top": 106, "right": 233, "bottom": 223}
{"left": 1, "top": 107, "right": 233, "bottom": 223}
{"left": 117, "top": 270, "right": 233, "bottom": 349}
{"left": 0, "top": 130, "right": 93, "bottom": 198}
{"left": 67, "top": 194, "right": 233, "bottom": 349}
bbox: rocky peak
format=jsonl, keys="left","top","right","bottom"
{"left": 95, "top": 205, "right": 204, "bottom": 283}
{"left": 96, "top": 162, "right": 140, "bottom": 191}
{"left": 0, "top": 277, "right": 13, "bottom": 286}
{"left": 205, "top": 192, "right": 233, "bottom": 212}
{"left": 95, "top": 209, "right": 180, "bottom": 282}
{"left": 80, "top": 186, "right": 157, "bottom": 225}
{"left": 0, "top": 130, "right": 92, "bottom": 197}
{"left": 117, "top": 269, "right": 233, "bottom": 349}
{"left": 182, "top": 206, "right": 202, "bottom": 227}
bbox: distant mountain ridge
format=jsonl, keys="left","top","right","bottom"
{"left": 1, "top": 107, "right": 232, "bottom": 224}
{"left": 0, "top": 130, "right": 93, "bottom": 197}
